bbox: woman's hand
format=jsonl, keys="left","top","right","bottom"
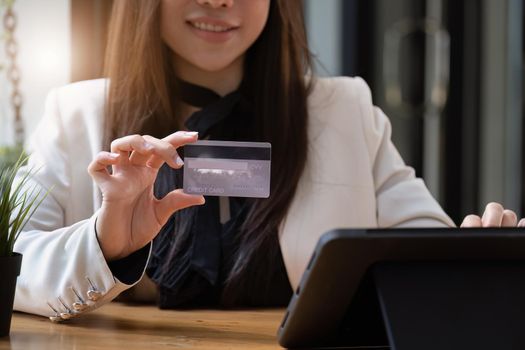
{"left": 461, "top": 202, "right": 525, "bottom": 227}
{"left": 88, "top": 131, "right": 205, "bottom": 261}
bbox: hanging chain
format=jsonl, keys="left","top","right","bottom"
{"left": 3, "top": 2, "right": 24, "bottom": 146}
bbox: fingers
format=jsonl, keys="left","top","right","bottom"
{"left": 155, "top": 190, "right": 205, "bottom": 225}
{"left": 501, "top": 209, "right": 518, "bottom": 227}
{"left": 519, "top": 219, "right": 525, "bottom": 227}
{"left": 109, "top": 131, "right": 198, "bottom": 170}
{"left": 88, "top": 152, "right": 120, "bottom": 181}
{"left": 481, "top": 202, "right": 505, "bottom": 227}
{"left": 463, "top": 202, "right": 520, "bottom": 228}
{"left": 110, "top": 134, "right": 154, "bottom": 166}
{"left": 460, "top": 214, "right": 482, "bottom": 228}
{"left": 141, "top": 131, "right": 199, "bottom": 168}
{"left": 163, "top": 131, "right": 199, "bottom": 148}
{"left": 130, "top": 135, "right": 182, "bottom": 169}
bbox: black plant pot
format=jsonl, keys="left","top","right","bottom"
{"left": 0, "top": 252, "right": 22, "bottom": 337}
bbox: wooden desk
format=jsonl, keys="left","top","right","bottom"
{"left": 1, "top": 302, "right": 285, "bottom": 349}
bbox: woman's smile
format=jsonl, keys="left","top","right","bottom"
{"left": 186, "top": 17, "right": 239, "bottom": 43}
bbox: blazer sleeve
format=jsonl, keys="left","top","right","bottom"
{"left": 354, "top": 77, "right": 456, "bottom": 228}
{"left": 12, "top": 87, "right": 150, "bottom": 320}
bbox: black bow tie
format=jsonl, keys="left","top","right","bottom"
{"left": 178, "top": 79, "right": 243, "bottom": 139}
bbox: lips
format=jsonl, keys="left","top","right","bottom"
{"left": 187, "top": 17, "right": 239, "bottom": 33}
{"left": 190, "top": 21, "right": 234, "bottom": 32}
{"left": 186, "top": 17, "right": 239, "bottom": 43}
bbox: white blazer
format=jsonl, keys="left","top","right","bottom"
{"left": 13, "top": 77, "right": 454, "bottom": 319}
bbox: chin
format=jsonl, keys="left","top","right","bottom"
{"left": 190, "top": 53, "right": 242, "bottom": 73}
{"left": 199, "top": 63, "right": 233, "bottom": 72}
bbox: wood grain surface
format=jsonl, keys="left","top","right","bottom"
{"left": 0, "top": 302, "right": 286, "bottom": 349}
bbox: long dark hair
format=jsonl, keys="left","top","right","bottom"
{"left": 104, "top": 0, "right": 313, "bottom": 304}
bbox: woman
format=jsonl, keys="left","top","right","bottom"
{"left": 13, "top": 0, "right": 520, "bottom": 320}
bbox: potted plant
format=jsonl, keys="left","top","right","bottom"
{"left": 0, "top": 145, "right": 24, "bottom": 169}
{"left": 0, "top": 154, "right": 46, "bottom": 337}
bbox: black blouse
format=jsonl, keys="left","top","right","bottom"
{"left": 145, "top": 81, "right": 293, "bottom": 308}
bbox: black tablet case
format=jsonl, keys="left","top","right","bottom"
{"left": 277, "top": 228, "right": 525, "bottom": 350}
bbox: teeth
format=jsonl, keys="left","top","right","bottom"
{"left": 192, "top": 22, "right": 231, "bottom": 32}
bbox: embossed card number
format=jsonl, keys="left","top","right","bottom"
{"left": 183, "top": 140, "right": 271, "bottom": 198}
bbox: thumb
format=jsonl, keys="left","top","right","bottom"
{"left": 155, "top": 189, "right": 205, "bottom": 224}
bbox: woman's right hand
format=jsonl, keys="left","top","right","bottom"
{"left": 88, "top": 131, "right": 205, "bottom": 261}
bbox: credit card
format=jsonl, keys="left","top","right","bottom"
{"left": 183, "top": 140, "right": 271, "bottom": 198}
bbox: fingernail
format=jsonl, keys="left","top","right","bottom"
{"left": 183, "top": 131, "right": 198, "bottom": 137}
{"left": 175, "top": 156, "right": 184, "bottom": 166}
{"left": 143, "top": 142, "right": 153, "bottom": 150}
{"left": 109, "top": 152, "right": 120, "bottom": 159}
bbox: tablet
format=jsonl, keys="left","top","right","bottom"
{"left": 277, "top": 228, "right": 525, "bottom": 349}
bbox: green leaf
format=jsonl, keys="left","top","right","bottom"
{"left": 0, "top": 151, "right": 50, "bottom": 256}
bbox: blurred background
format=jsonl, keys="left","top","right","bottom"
{"left": 0, "top": 0, "right": 523, "bottom": 224}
